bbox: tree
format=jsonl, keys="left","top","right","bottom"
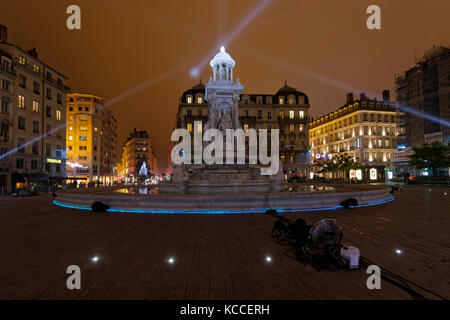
{"left": 311, "top": 153, "right": 361, "bottom": 181}
{"left": 409, "top": 142, "right": 450, "bottom": 174}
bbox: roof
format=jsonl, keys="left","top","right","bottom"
{"left": 180, "top": 81, "right": 310, "bottom": 105}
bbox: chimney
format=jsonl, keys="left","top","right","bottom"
{"left": 27, "top": 47, "right": 38, "bottom": 59}
{"left": 382, "top": 90, "right": 390, "bottom": 101}
{"left": 0, "top": 25, "right": 7, "bottom": 43}
{"left": 360, "top": 93, "right": 366, "bottom": 100}
{"left": 346, "top": 92, "right": 354, "bottom": 104}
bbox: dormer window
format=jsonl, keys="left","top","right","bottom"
{"left": 197, "top": 97, "right": 203, "bottom": 104}
{"left": 187, "top": 96, "right": 193, "bottom": 104}
{"left": 288, "top": 96, "right": 295, "bottom": 105}
{"left": 279, "top": 97, "right": 284, "bottom": 105}
{"left": 266, "top": 96, "right": 272, "bottom": 104}
{"left": 256, "top": 96, "right": 262, "bottom": 104}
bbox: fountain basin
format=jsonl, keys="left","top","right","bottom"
{"left": 54, "top": 185, "right": 394, "bottom": 214}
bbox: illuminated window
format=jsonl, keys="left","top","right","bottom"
{"left": 56, "top": 110, "right": 62, "bottom": 121}
{"left": 32, "top": 100, "right": 39, "bottom": 113}
{"left": 289, "top": 124, "right": 294, "bottom": 132}
{"left": 197, "top": 122, "right": 202, "bottom": 133}
{"left": 187, "top": 96, "right": 192, "bottom": 104}
{"left": 33, "top": 64, "right": 40, "bottom": 73}
{"left": 79, "top": 126, "right": 87, "bottom": 131}
{"left": 69, "top": 116, "right": 74, "bottom": 121}
{"left": 279, "top": 111, "right": 284, "bottom": 118}
{"left": 299, "top": 110, "right": 304, "bottom": 118}
{"left": 279, "top": 97, "right": 284, "bottom": 105}
{"left": 197, "top": 97, "right": 203, "bottom": 104}
{"left": 68, "top": 135, "right": 73, "bottom": 141}
{"left": 187, "top": 123, "right": 192, "bottom": 132}
{"left": 18, "top": 95, "right": 25, "bottom": 109}
{"left": 289, "top": 110, "right": 294, "bottom": 119}
{"left": 19, "top": 56, "right": 26, "bottom": 65}
{"left": 68, "top": 126, "right": 73, "bottom": 131}
{"left": 244, "top": 124, "right": 249, "bottom": 132}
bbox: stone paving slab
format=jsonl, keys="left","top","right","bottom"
{"left": 0, "top": 185, "right": 448, "bottom": 299}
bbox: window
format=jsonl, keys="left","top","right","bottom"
{"left": 32, "top": 100, "right": 39, "bottom": 113}
{"left": 57, "top": 93, "right": 62, "bottom": 104}
{"left": 85, "top": 107, "right": 89, "bottom": 112}
{"left": 18, "top": 117, "right": 26, "bottom": 130}
{"left": 18, "top": 95, "right": 25, "bottom": 109}
{"left": 197, "top": 97, "right": 203, "bottom": 104}
{"left": 187, "top": 123, "right": 192, "bottom": 132}
{"left": 1, "top": 100, "right": 8, "bottom": 113}
{"left": 33, "top": 64, "right": 40, "bottom": 73}
{"left": 267, "top": 111, "right": 272, "bottom": 119}
{"left": 19, "top": 75, "right": 26, "bottom": 89}
{"left": 33, "top": 82, "right": 40, "bottom": 94}
{"left": 289, "top": 110, "right": 294, "bottom": 119}
{"left": 16, "top": 159, "right": 24, "bottom": 169}
{"left": 197, "top": 122, "right": 202, "bottom": 133}
{"left": 18, "top": 138, "right": 25, "bottom": 153}
{"left": 46, "top": 105, "right": 51, "bottom": 117}
{"left": 18, "top": 56, "right": 26, "bottom": 65}
{"left": 299, "top": 110, "right": 304, "bottom": 118}
{"left": 56, "top": 110, "right": 62, "bottom": 121}
{"left": 279, "top": 111, "right": 284, "bottom": 118}
{"left": 243, "top": 124, "right": 249, "bottom": 132}
{"left": 257, "top": 110, "right": 262, "bottom": 119}
{"left": 279, "top": 97, "right": 284, "bottom": 105}
{"left": 187, "top": 96, "right": 192, "bottom": 104}
{"left": 280, "top": 140, "right": 285, "bottom": 148}
{"left": 32, "top": 142, "right": 39, "bottom": 155}
{"left": 46, "top": 88, "right": 52, "bottom": 99}
{"left": 2, "top": 79, "right": 10, "bottom": 91}
{"left": 289, "top": 124, "right": 294, "bottom": 132}
{"left": 79, "top": 126, "right": 87, "bottom": 131}
{"left": 78, "top": 106, "right": 82, "bottom": 111}
{"left": 68, "top": 135, "right": 73, "bottom": 141}
{"left": 187, "top": 109, "right": 192, "bottom": 117}
{"left": 299, "top": 124, "right": 304, "bottom": 132}
{"left": 46, "top": 143, "right": 51, "bottom": 156}
{"left": 46, "top": 124, "right": 51, "bottom": 134}
{"left": 31, "top": 160, "right": 38, "bottom": 170}
{"left": 32, "top": 120, "right": 39, "bottom": 134}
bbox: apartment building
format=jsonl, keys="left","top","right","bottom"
{"left": 176, "top": 81, "right": 311, "bottom": 177}
{"left": 309, "top": 91, "right": 397, "bottom": 181}
{"left": 0, "top": 25, "right": 69, "bottom": 192}
{"left": 66, "top": 93, "right": 118, "bottom": 185}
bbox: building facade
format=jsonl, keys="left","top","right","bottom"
{"left": 66, "top": 93, "right": 118, "bottom": 185}
{"left": 176, "top": 81, "right": 311, "bottom": 177}
{"left": 119, "top": 128, "right": 157, "bottom": 183}
{"left": 309, "top": 91, "right": 397, "bottom": 182}
{"left": 395, "top": 46, "right": 450, "bottom": 148}
{"left": 0, "top": 25, "right": 69, "bottom": 192}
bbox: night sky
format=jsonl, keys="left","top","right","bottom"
{"left": 1, "top": 0, "right": 449, "bottom": 168}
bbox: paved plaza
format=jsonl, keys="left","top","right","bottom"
{"left": 0, "top": 185, "right": 448, "bottom": 299}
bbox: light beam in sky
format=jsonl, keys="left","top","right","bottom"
{"left": 0, "top": 61, "right": 189, "bottom": 160}
{"left": 190, "top": 0, "right": 273, "bottom": 78}
{"left": 239, "top": 45, "right": 450, "bottom": 128}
